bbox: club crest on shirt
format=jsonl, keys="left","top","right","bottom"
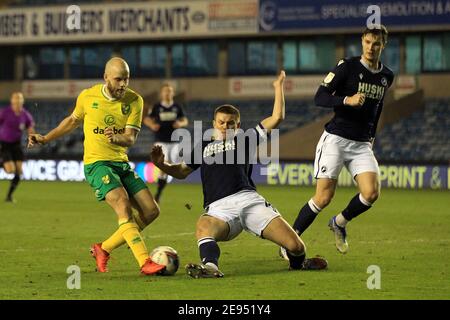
{"left": 102, "top": 175, "right": 110, "bottom": 184}
{"left": 121, "top": 104, "right": 131, "bottom": 115}
{"left": 381, "top": 77, "right": 388, "bottom": 87}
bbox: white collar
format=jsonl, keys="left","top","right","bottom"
{"left": 360, "top": 58, "right": 383, "bottom": 74}
{"left": 102, "top": 85, "right": 118, "bottom": 101}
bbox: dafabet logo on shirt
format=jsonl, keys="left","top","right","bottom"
{"left": 92, "top": 127, "right": 125, "bottom": 134}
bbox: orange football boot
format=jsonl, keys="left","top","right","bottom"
{"left": 90, "top": 243, "right": 110, "bottom": 273}
{"left": 140, "top": 258, "right": 166, "bottom": 275}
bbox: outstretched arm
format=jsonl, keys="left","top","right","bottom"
{"left": 261, "top": 70, "right": 286, "bottom": 133}
{"left": 151, "top": 145, "right": 193, "bottom": 179}
{"left": 28, "top": 115, "right": 80, "bottom": 148}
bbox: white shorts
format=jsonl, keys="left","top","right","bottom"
{"left": 205, "top": 190, "right": 281, "bottom": 241}
{"left": 313, "top": 130, "right": 379, "bottom": 180}
{"left": 154, "top": 142, "right": 181, "bottom": 179}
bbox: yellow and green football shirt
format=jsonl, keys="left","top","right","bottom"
{"left": 72, "top": 84, "right": 143, "bottom": 165}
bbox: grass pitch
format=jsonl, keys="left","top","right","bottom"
{"left": 0, "top": 181, "right": 449, "bottom": 300}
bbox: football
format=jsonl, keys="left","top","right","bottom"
{"left": 150, "top": 246, "right": 180, "bottom": 276}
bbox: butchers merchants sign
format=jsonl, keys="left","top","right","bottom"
{"left": 0, "top": 0, "right": 258, "bottom": 44}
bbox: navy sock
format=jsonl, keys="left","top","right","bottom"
{"left": 293, "top": 199, "right": 322, "bottom": 235}
{"left": 286, "top": 251, "right": 306, "bottom": 270}
{"left": 341, "top": 193, "right": 372, "bottom": 221}
{"left": 198, "top": 237, "right": 220, "bottom": 267}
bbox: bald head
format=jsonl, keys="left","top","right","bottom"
{"left": 104, "top": 57, "right": 130, "bottom": 99}
{"left": 105, "top": 57, "right": 129, "bottom": 75}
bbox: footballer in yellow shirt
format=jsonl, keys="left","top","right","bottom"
{"left": 28, "top": 57, "right": 166, "bottom": 276}
{"left": 72, "top": 83, "right": 143, "bottom": 165}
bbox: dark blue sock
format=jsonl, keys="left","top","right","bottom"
{"left": 293, "top": 199, "right": 321, "bottom": 235}
{"left": 155, "top": 178, "right": 167, "bottom": 202}
{"left": 341, "top": 193, "right": 372, "bottom": 221}
{"left": 198, "top": 237, "right": 220, "bottom": 267}
{"left": 286, "top": 251, "right": 306, "bottom": 270}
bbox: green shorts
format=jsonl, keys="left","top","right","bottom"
{"left": 84, "top": 161, "right": 147, "bottom": 201}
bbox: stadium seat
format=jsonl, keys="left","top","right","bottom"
{"left": 373, "top": 98, "right": 450, "bottom": 162}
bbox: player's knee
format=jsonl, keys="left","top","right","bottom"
{"left": 314, "top": 193, "right": 334, "bottom": 209}
{"left": 4, "top": 165, "right": 15, "bottom": 174}
{"left": 196, "top": 218, "right": 214, "bottom": 239}
{"left": 361, "top": 190, "right": 379, "bottom": 204}
{"left": 147, "top": 204, "right": 160, "bottom": 221}
{"left": 115, "top": 197, "right": 132, "bottom": 216}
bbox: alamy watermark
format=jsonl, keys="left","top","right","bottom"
{"left": 366, "top": 5, "right": 381, "bottom": 28}
{"left": 66, "top": 5, "right": 81, "bottom": 31}
{"left": 366, "top": 265, "right": 381, "bottom": 290}
{"left": 168, "top": 121, "right": 280, "bottom": 170}
{"left": 66, "top": 265, "right": 81, "bottom": 289}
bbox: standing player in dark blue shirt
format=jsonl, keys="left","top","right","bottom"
{"left": 143, "top": 83, "right": 188, "bottom": 203}
{"left": 285, "top": 25, "right": 394, "bottom": 256}
{"left": 152, "top": 71, "right": 327, "bottom": 278}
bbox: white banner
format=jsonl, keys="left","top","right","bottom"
{"left": 229, "top": 76, "right": 323, "bottom": 97}
{"left": 0, "top": 0, "right": 258, "bottom": 44}
{"left": 0, "top": 160, "right": 85, "bottom": 182}
{"left": 0, "top": 159, "right": 138, "bottom": 182}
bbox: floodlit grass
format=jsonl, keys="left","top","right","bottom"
{"left": 0, "top": 181, "right": 449, "bottom": 299}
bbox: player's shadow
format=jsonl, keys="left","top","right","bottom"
{"left": 222, "top": 257, "right": 303, "bottom": 278}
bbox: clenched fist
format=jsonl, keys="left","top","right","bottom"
{"left": 345, "top": 93, "right": 366, "bottom": 108}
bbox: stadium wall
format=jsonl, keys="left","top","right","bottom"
{"left": 0, "top": 159, "right": 448, "bottom": 190}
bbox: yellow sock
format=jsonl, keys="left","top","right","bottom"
{"left": 101, "top": 228, "right": 124, "bottom": 254}
{"left": 101, "top": 212, "right": 147, "bottom": 253}
{"left": 118, "top": 219, "right": 149, "bottom": 267}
